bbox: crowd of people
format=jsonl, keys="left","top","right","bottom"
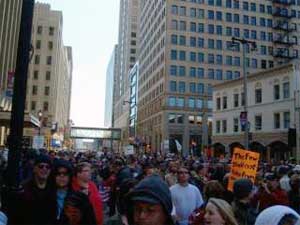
{"left": 0, "top": 149, "right": 300, "bottom": 225}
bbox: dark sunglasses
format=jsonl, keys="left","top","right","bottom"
{"left": 37, "top": 164, "right": 51, "bottom": 170}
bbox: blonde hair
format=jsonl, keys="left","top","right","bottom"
{"left": 208, "top": 198, "right": 238, "bottom": 225}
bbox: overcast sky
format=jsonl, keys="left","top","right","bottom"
{"left": 38, "top": 0, "right": 120, "bottom": 127}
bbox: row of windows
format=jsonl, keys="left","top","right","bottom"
{"left": 31, "top": 85, "right": 50, "bottom": 96}
{"left": 168, "top": 96, "right": 213, "bottom": 109}
{"left": 168, "top": 113, "right": 203, "bottom": 125}
{"left": 215, "top": 82, "right": 290, "bottom": 110}
{"left": 32, "top": 70, "right": 51, "bottom": 81}
{"left": 170, "top": 81, "right": 205, "bottom": 93}
{"left": 171, "top": 21, "right": 275, "bottom": 42}
{"left": 169, "top": 65, "right": 241, "bottom": 80}
{"left": 30, "top": 101, "right": 49, "bottom": 112}
{"left": 215, "top": 111, "right": 290, "bottom": 134}
{"left": 35, "top": 40, "right": 53, "bottom": 50}
{"left": 34, "top": 55, "right": 52, "bottom": 65}
{"left": 36, "top": 25, "right": 55, "bottom": 36}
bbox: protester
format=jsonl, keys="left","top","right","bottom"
{"left": 126, "top": 175, "right": 174, "bottom": 225}
{"left": 203, "top": 180, "right": 225, "bottom": 201}
{"left": 170, "top": 166, "right": 204, "bottom": 225}
{"left": 288, "top": 174, "right": 300, "bottom": 213}
{"left": 72, "top": 162, "right": 103, "bottom": 225}
{"left": 165, "top": 161, "right": 178, "bottom": 187}
{"left": 204, "top": 198, "right": 238, "bottom": 225}
{"left": 232, "top": 179, "right": 257, "bottom": 225}
{"left": 255, "top": 205, "right": 300, "bottom": 225}
{"left": 278, "top": 166, "right": 291, "bottom": 192}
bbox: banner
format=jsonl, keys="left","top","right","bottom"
{"left": 32, "top": 136, "right": 45, "bottom": 149}
{"left": 228, "top": 148, "right": 260, "bottom": 191}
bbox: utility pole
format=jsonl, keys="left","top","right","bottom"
{"left": 231, "top": 37, "right": 256, "bottom": 150}
{"left": 6, "top": 0, "right": 35, "bottom": 189}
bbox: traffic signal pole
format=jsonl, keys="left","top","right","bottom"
{"left": 6, "top": 0, "right": 35, "bottom": 189}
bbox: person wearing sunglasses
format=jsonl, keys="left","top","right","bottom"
{"left": 16, "top": 154, "right": 54, "bottom": 225}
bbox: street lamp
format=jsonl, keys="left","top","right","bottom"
{"left": 230, "top": 37, "right": 257, "bottom": 150}
{"left": 38, "top": 110, "right": 43, "bottom": 135}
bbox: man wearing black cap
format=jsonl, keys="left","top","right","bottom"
{"left": 126, "top": 175, "right": 174, "bottom": 225}
{"left": 232, "top": 178, "right": 257, "bottom": 225}
{"left": 16, "top": 154, "right": 55, "bottom": 224}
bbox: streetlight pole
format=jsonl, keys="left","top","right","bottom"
{"left": 231, "top": 37, "right": 256, "bottom": 150}
{"left": 6, "top": 0, "right": 35, "bottom": 189}
{"left": 38, "top": 110, "right": 43, "bottom": 135}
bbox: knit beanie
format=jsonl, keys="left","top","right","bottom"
{"left": 209, "top": 198, "right": 238, "bottom": 225}
{"left": 233, "top": 178, "right": 253, "bottom": 200}
{"left": 255, "top": 205, "right": 300, "bottom": 225}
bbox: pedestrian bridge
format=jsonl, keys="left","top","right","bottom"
{"left": 70, "top": 127, "right": 121, "bottom": 140}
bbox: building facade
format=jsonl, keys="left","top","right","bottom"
{"left": 105, "top": 45, "right": 118, "bottom": 128}
{"left": 25, "top": 3, "right": 73, "bottom": 147}
{"left": 212, "top": 63, "right": 300, "bottom": 160}
{"left": 135, "top": 0, "right": 300, "bottom": 155}
{"left": 113, "top": 0, "right": 140, "bottom": 147}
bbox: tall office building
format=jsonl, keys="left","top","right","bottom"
{"left": 25, "top": 3, "right": 73, "bottom": 143}
{"left": 113, "top": 0, "right": 140, "bottom": 145}
{"left": 137, "top": 0, "right": 300, "bottom": 154}
{"left": 105, "top": 45, "right": 118, "bottom": 128}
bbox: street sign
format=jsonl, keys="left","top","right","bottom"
{"left": 32, "top": 135, "right": 44, "bottom": 149}
{"left": 124, "top": 145, "right": 134, "bottom": 155}
{"left": 240, "top": 111, "right": 247, "bottom": 125}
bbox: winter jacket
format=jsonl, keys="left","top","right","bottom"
{"left": 232, "top": 200, "right": 257, "bottom": 225}
{"left": 72, "top": 178, "right": 103, "bottom": 225}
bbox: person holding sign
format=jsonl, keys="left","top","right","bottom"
{"left": 251, "top": 172, "right": 289, "bottom": 212}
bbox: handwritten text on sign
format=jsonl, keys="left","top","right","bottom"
{"left": 228, "top": 148, "right": 260, "bottom": 191}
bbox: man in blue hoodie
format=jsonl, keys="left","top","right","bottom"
{"left": 126, "top": 175, "right": 174, "bottom": 225}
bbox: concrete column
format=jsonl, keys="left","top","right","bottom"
{"left": 183, "top": 114, "right": 189, "bottom": 157}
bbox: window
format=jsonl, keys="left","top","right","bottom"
{"left": 188, "top": 98, "right": 195, "bottom": 108}
{"left": 168, "top": 97, "right": 176, "bottom": 106}
{"left": 44, "top": 86, "right": 50, "bottom": 96}
{"left": 226, "top": 56, "right": 232, "bottom": 65}
{"left": 198, "top": 23, "right": 204, "bottom": 32}
{"left": 190, "top": 83, "right": 196, "bottom": 93}
{"left": 198, "top": 9, "right": 205, "bottom": 19}
{"left": 196, "top": 99, "right": 203, "bottom": 109}
{"left": 190, "top": 52, "right": 196, "bottom": 61}
{"left": 226, "top": 27, "right": 232, "bottom": 36}
{"left": 226, "top": 0, "right": 232, "bottom": 8}
{"left": 48, "top": 41, "right": 53, "bottom": 50}
{"left": 252, "top": 59, "right": 257, "bottom": 68}
{"left": 216, "top": 97, "right": 221, "bottom": 110}
{"left": 243, "top": 2, "right": 249, "bottom": 10}
{"left": 32, "top": 85, "right": 38, "bottom": 95}
{"left": 29, "top": 101, "right": 37, "bottom": 112}
{"left": 208, "top": 0, "right": 214, "bottom": 5}
{"left": 284, "top": 112, "right": 290, "bottom": 129}
{"left": 190, "top": 8, "right": 196, "bottom": 17}
{"left": 208, "top": 39, "right": 214, "bottom": 49}
{"left": 177, "top": 114, "right": 184, "bottom": 124}
{"left": 208, "top": 10, "right": 214, "bottom": 20}
{"left": 233, "top": 0, "right": 239, "bottom": 8}
{"left": 43, "top": 102, "right": 49, "bottom": 111}
{"left": 216, "top": 25, "right": 222, "bottom": 35}
{"left": 255, "top": 89, "right": 262, "bottom": 103}
{"left": 189, "top": 115, "right": 195, "bottom": 124}
{"left": 216, "top": 40, "right": 222, "bottom": 50}
{"left": 234, "top": 14, "right": 240, "bottom": 23}
{"left": 232, "top": 94, "right": 238, "bottom": 108}
{"left": 171, "top": 50, "right": 177, "bottom": 60}
{"left": 198, "top": 53, "right": 204, "bottom": 62}
{"left": 251, "top": 30, "right": 257, "bottom": 39}
{"left": 243, "top": 15, "right": 249, "bottom": 24}
{"left": 222, "top": 120, "right": 227, "bottom": 133}
{"left": 261, "top": 60, "right": 267, "bottom": 69}
{"left": 197, "top": 68, "right": 204, "bottom": 78}
{"left": 234, "top": 118, "right": 239, "bottom": 132}
{"left": 267, "top": 5, "right": 272, "bottom": 14}
{"left": 208, "top": 24, "right": 214, "bottom": 34}
{"left": 267, "top": 19, "right": 273, "bottom": 28}
{"left": 234, "top": 71, "right": 240, "bottom": 78}
{"left": 216, "top": 70, "right": 222, "bottom": 80}
{"left": 216, "top": 0, "right": 222, "bottom": 6}
{"left": 35, "top": 55, "right": 40, "bottom": 64}
{"left": 179, "top": 21, "right": 186, "bottom": 31}
{"left": 251, "top": 17, "right": 256, "bottom": 26}
{"left": 244, "top": 29, "right": 249, "bottom": 38}
{"left": 208, "top": 54, "right": 214, "bottom": 64}
{"left": 255, "top": 115, "right": 262, "bottom": 130}
{"left": 226, "top": 71, "right": 233, "bottom": 80}
{"left": 169, "top": 114, "right": 176, "bottom": 123}
{"left": 216, "top": 55, "right": 222, "bottom": 64}
{"left": 170, "top": 65, "right": 177, "bottom": 76}
{"left": 216, "top": 11, "right": 222, "bottom": 20}
{"left": 171, "top": 35, "right": 178, "bottom": 44}
{"left": 49, "top": 27, "right": 55, "bottom": 36}
{"left": 208, "top": 84, "right": 213, "bottom": 95}
{"left": 179, "top": 66, "right": 186, "bottom": 76}
{"left": 259, "top": 4, "right": 265, "bottom": 13}
{"left": 208, "top": 69, "right": 214, "bottom": 79}
{"left": 178, "top": 81, "right": 185, "bottom": 93}
{"left": 47, "top": 56, "right": 52, "bottom": 65}
{"left": 274, "top": 113, "right": 280, "bottom": 129}
{"left": 234, "top": 57, "right": 240, "bottom": 66}
{"left": 190, "top": 67, "right": 196, "bottom": 77}
{"left": 261, "top": 45, "right": 267, "bottom": 55}
{"left": 170, "top": 81, "right": 177, "bottom": 92}
{"left": 36, "top": 40, "right": 41, "bottom": 49}
{"left": 172, "top": 20, "right": 178, "bottom": 30}
{"left": 260, "top": 18, "right": 266, "bottom": 27}
{"left": 179, "top": 51, "right": 186, "bottom": 60}
{"left": 177, "top": 97, "right": 185, "bottom": 107}
{"left": 179, "top": 6, "right": 186, "bottom": 16}
{"left": 197, "top": 83, "right": 204, "bottom": 93}
{"left": 33, "top": 70, "right": 39, "bottom": 80}
{"left": 223, "top": 96, "right": 227, "bottom": 109}
{"left": 226, "top": 13, "right": 232, "bottom": 22}
{"left": 46, "top": 71, "right": 51, "bottom": 80}
{"left": 216, "top": 121, "right": 221, "bottom": 133}
{"left": 283, "top": 82, "right": 290, "bottom": 98}
{"left": 250, "top": 2, "right": 256, "bottom": 11}
{"left": 274, "top": 84, "right": 280, "bottom": 100}
{"left": 234, "top": 28, "right": 240, "bottom": 37}
{"left": 190, "top": 37, "right": 196, "bottom": 47}
{"left": 260, "top": 31, "right": 266, "bottom": 41}
{"left": 190, "top": 22, "right": 196, "bottom": 32}
{"left": 179, "top": 36, "right": 186, "bottom": 45}
{"left": 37, "top": 26, "right": 43, "bottom": 34}
{"left": 198, "top": 38, "right": 204, "bottom": 47}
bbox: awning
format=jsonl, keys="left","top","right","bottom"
{"left": 0, "top": 111, "right": 40, "bottom": 128}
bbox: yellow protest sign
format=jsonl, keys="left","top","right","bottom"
{"left": 228, "top": 148, "right": 260, "bottom": 192}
